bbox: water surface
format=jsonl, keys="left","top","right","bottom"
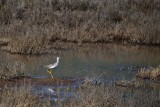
{"left": 1, "top": 44, "right": 160, "bottom": 81}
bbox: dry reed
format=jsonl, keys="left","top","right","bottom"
{"left": 0, "top": 85, "right": 50, "bottom": 107}
{"left": 0, "top": 61, "right": 27, "bottom": 80}
{"left": 0, "top": 0, "right": 160, "bottom": 54}
{"left": 136, "top": 66, "right": 160, "bottom": 80}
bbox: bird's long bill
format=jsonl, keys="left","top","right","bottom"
{"left": 47, "top": 69, "right": 54, "bottom": 78}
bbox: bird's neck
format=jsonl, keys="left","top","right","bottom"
{"left": 57, "top": 59, "right": 59, "bottom": 63}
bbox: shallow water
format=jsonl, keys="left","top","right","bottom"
{"left": 1, "top": 44, "right": 160, "bottom": 102}
{"left": 0, "top": 44, "right": 160, "bottom": 81}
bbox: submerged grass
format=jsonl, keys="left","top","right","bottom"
{"left": 0, "top": 0, "right": 160, "bottom": 54}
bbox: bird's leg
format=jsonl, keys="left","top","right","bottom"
{"left": 47, "top": 69, "right": 53, "bottom": 78}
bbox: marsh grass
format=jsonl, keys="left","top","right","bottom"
{"left": 0, "top": 0, "right": 160, "bottom": 54}
{"left": 0, "top": 85, "right": 50, "bottom": 107}
{"left": 0, "top": 78, "right": 159, "bottom": 107}
{"left": 0, "top": 61, "right": 27, "bottom": 80}
{"left": 65, "top": 84, "right": 121, "bottom": 107}
{"left": 63, "top": 82, "right": 160, "bottom": 107}
{"left": 0, "top": 35, "right": 69, "bottom": 55}
{"left": 136, "top": 66, "right": 160, "bottom": 80}
{"left": 1, "top": 36, "right": 53, "bottom": 54}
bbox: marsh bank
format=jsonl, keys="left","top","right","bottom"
{"left": 0, "top": 0, "right": 160, "bottom": 55}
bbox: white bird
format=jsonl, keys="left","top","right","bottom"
{"left": 44, "top": 57, "right": 60, "bottom": 69}
{"left": 43, "top": 57, "right": 60, "bottom": 78}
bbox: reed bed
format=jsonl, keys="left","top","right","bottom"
{"left": 0, "top": 0, "right": 160, "bottom": 54}
{"left": 1, "top": 36, "right": 53, "bottom": 54}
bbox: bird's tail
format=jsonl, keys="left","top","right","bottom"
{"left": 41, "top": 65, "right": 45, "bottom": 68}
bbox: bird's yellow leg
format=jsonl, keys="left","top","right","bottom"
{"left": 47, "top": 69, "right": 54, "bottom": 78}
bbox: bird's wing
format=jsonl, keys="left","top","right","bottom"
{"left": 43, "top": 62, "right": 57, "bottom": 68}
{"left": 43, "top": 64, "right": 54, "bottom": 68}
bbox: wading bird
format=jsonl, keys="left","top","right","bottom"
{"left": 43, "top": 57, "right": 60, "bottom": 78}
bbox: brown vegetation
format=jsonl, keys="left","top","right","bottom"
{"left": 63, "top": 83, "right": 160, "bottom": 107}
{"left": 115, "top": 79, "right": 160, "bottom": 89}
{"left": 115, "top": 80, "right": 140, "bottom": 88}
{"left": 0, "top": 85, "right": 50, "bottom": 107}
{"left": 0, "top": 61, "right": 27, "bottom": 80}
{"left": 0, "top": 83, "right": 159, "bottom": 107}
{"left": 0, "top": 76, "right": 159, "bottom": 107}
{"left": 1, "top": 36, "right": 53, "bottom": 54}
{"left": 1, "top": 83, "right": 160, "bottom": 107}
{"left": 64, "top": 84, "right": 121, "bottom": 107}
{"left": 0, "top": 0, "right": 160, "bottom": 54}
{"left": 136, "top": 66, "right": 160, "bottom": 80}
